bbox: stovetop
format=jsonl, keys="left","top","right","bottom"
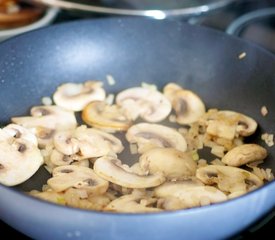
{"left": 1, "top": 0, "right": 275, "bottom": 238}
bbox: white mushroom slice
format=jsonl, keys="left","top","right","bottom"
{"left": 53, "top": 126, "right": 115, "bottom": 158}
{"left": 11, "top": 105, "right": 77, "bottom": 147}
{"left": 54, "top": 130, "right": 80, "bottom": 155}
{"left": 3, "top": 124, "right": 38, "bottom": 146}
{"left": 126, "top": 123, "right": 187, "bottom": 154}
{"left": 196, "top": 165, "right": 263, "bottom": 193}
{"left": 53, "top": 81, "right": 106, "bottom": 111}
{"left": 205, "top": 110, "right": 257, "bottom": 138}
{"left": 85, "top": 128, "right": 124, "bottom": 154}
{"left": 222, "top": 144, "right": 267, "bottom": 167}
{"left": 12, "top": 105, "right": 77, "bottom": 130}
{"left": 50, "top": 149, "right": 75, "bottom": 166}
{"left": 93, "top": 156, "right": 165, "bottom": 188}
{"left": 163, "top": 83, "right": 205, "bottom": 124}
{"left": 154, "top": 181, "right": 227, "bottom": 209}
{"left": 0, "top": 124, "right": 43, "bottom": 186}
{"left": 82, "top": 101, "right": 131, "bottom": 131}
{"left": 116, "top": 87, "right": 171, "bottom": 122}
{"left": 139, "top": 148, "right": 197, "bottom": 179}
{"left": 105, "top": 194, "right": 162, "bottom": 213}
{"left": 47, "top": 165, "right": 109, "bottom": 193}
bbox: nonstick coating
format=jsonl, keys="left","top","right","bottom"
{"left": 0, "top": 18, "right": 274, "bottom": 240}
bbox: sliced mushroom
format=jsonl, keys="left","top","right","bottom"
{"left": 204, "top": 110, "right": 257, "bottom": 138}
{"left": 196, "top": 165, "right": 263, "bottom": 193}
{"left": 53, "top": 81, "right": 106, "bottom": 111}
{"left": 0, "top": 124, "right": 43, "bottom": 186}
{"left": 85, "top": 127, "right": 124, "bottom": 154}
{"left": 222, "top": 144, "right": 267, "bottom": 167}
{"left": 12, "top": 105, "right": 77, "bottom": 148}
{"left": 93, "top": 156, "right": 166, "bottom": 188}
{"left": 154, "top": 181, "right": 227, "bottom": 209}
{"left": 104, "top": 194, "right": 162, "bottom": 213}
{"left": 50, "top": 149, "right": 75, "bottom": 166}
{"left": 126, "top": 123, "right": 187, "bottom": 154}
{"left": 53, "top": 126, "right": 121, "bottom": 158}
{"left": 82, "top": 101, "right": 131, "bottom": 131}
{"left": 47, "top": 165, "right": 109, "bottom": 194}
{"left": 139, "top": 148, "right": 197, "bottom": 179}
{"left": 116, "top": 87, "right": 171, "bottom": 122}
{"left": 163, "top": 83, "right": 205, "bottom": 124}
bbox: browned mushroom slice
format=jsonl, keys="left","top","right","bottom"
{"left": 47, "top": 165, "right": 109, "bottom": 194}
{"left": 53, "top": 81, "right": 106, "bottom": 111}
{"left": 163, "top": 83, "right": 206, "bottom": 124}
{"left": 93, "top": 156, "right": 165, "bottom": 188}
{"left": 139, "top": 148, "right": 197, "bottom": 179}
{"left": 82, "top": 101, "right": 131, "bottom": 131}
{"left": 221, "top": 144, "right": 267, "bottom": 167}
{"left": 126, "top": 123, "right": 187, "bottom": 154}
{"left": 105, "top": 194, "right": 162, "bottom": 213}
{"left": 196, "top": 165, "right": 263, "bottom": 194}
{"left": 0, "top": 124, "right": 43, "bottom": 186}
{"left": 116, "top": 87, "right": 171, "bottom": 122}
{"left": 205, "top": 110, "right": 257, "bottom": 138}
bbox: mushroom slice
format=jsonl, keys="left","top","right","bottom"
{"left": 47, "top": 165, "right": 109, "bottom": 193}
{"left": 50, "top": 149, "right": 75, "bottom": 166}
{"left": 82, "top": 127, "right": 124, "bottom": 154}
{"left": 196, "top": 165, "right": 263, "bottom": 193}
{"left": 0, "top": 124, "right": 43, "bottom": 186}
{"left": 82, "top": 101, "right": 131, "bottom": 131}
{"left": 126, "top": 123, "right": 187, "bottom": 154}
{"left": 12, "top": 105, "right": 77, "bottom": 130}
{"left": 93, "top": 156, "right": 166, "bottom": 188}
{"left": 105, "top": 194, "right": 162, "bottom": 213}
{"left": 11, "top": 105, "right": 77, "bottom": 147}
{"left": 154, "top": 181, "right": 227, "bottom": 209}
{"left": 204, "top": 110, "right": 257, "bottom": 138}
{"left": 53, "top": 81, "right": 106, "bottom": 111}
{"left": 116, "top": 87, "right": 171, "bottom": 122}
{"left": 139, "top": 148, "right": 197, "bottom": 179}
{"left": 53, "top": 126, "right": 116, "bottom": 158}
{"left": 163, "top": 83, "right": 205, "bottom": 124}
{"left": 222, "top": 144, "right": 267, "bottom": 167}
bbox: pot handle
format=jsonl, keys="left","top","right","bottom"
{"left": 226, "top": 7, "right": 275, "bottom": 36}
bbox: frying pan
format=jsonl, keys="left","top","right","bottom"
{"left": 0, "top": 18, "right": 274, "bottom": 240}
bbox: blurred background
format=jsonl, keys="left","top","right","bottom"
{"left": 0, "top": 0, "right": 275, "bottom": 238}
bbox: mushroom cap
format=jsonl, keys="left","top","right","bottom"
{"left": 116, "top": 87, "right": 171, "bottom": 122}
{"left": 164, "top": 83, "right": 206, "bottom": 124}
{"left": 222, "top": 144, "right": 267, "bottom": 167}
{"left": 139, "top": 148, "right": 197, "bottom": 179}
{"left": 53, "top": 81, "right": 106, "bottom": 111}
{"left": 126, "top": 123, "right": 187, "bottom": 154}
{"left": 105, "top": 194, "right": 162, "bottom": 213}
{"left": 0, "top": 124, "right": 43, "bottom": 186}
{"left": 47, "top": 165, "right": 109, "bottom": 193}
{"left": 93, "top": 156, "right": 166, "bottom": 188}
{"left": 196, "top": 165, "right": 263, "bottom": 193}
{"left": 82, "top": 101, "right": 131, "bottom": 131}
